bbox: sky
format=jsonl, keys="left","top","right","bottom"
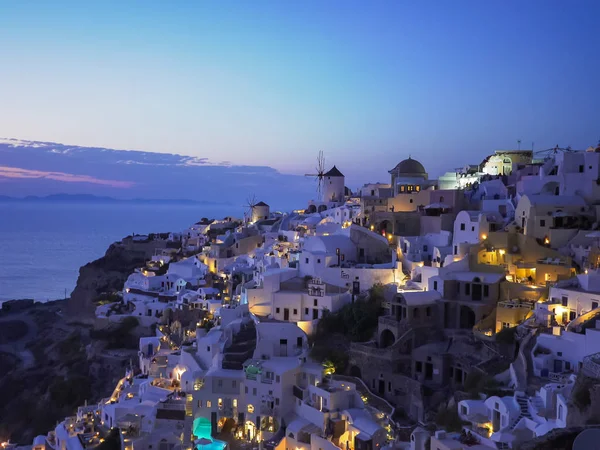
{"left": 0, "top": 0, "right": 599, "bottom": 187}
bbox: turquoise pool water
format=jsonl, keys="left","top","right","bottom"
{"left": 196, "top": 439, "right": 227, "bottom": 450}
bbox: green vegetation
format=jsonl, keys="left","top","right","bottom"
{"left": 495, "top": 326, "right": 517, "bottom": 345}
{"left": 310, "top": 284, "right": 384, "bottom": 373}
{"left": 94, "top": 292, "right": 121, "bottom": 305}
{"left": 464, "top": 371, "right": 511, "bottom": 399}
{"left": 90, "top": 316, "right": 140, "bottom": 349}
{"left": 435, "top": 405, "right": 465, "bottom": 432}
{"left": 314, "top": 283, "right": 384, "bottom": 342}
{"left": 572, "top": 376, "right": 594, "bottom": 409}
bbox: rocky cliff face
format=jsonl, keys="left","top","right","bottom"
{"left": 67, "top": 237, "right": 169, "bottom": 318}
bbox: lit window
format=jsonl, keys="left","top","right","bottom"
{"left": 247, "top": 404, "right": 254, "bottom": 413}
{"left": 233, "top": 399, "right": 238, "bottom": 407}
{"left": 415, "top": 185, "right": 420, "bottom": 192}
{"left": 206, "top": 401, "right": 212, "bottom": 408}
{"left": 218, "top": 398, "right": 223, "bottom": 407}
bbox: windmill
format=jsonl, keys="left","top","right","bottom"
{"left": 534, "top": 145, "right": 578, "bottom": 159}
{"left": 243, "top": 194, "right": 257, "bottom": 224}
{"left": 304, "top": 150, "right": 326, "bottom": 201}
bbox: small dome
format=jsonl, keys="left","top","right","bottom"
{"left": 392, "top": 156, "right": 426, "bottom": 174}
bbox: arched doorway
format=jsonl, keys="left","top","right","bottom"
{"left": 379, "top": 220, "right": 392, "bottom": 235}
{"left": 459, "top": 306, "right": 476, "bottom": 329}
{"left": 306, "top": 204, "right": 317, "bottom": 214}
{"left": 349, "top": 365, "right": 362, "bottom": 379}
{"left": 379, "top": 329, "right": 396, "bottom": 348}
{"left": 318, "top": 204, "right": 327, "bottom": 213}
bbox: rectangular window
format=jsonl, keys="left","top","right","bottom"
{"left": 233, "top": 399, "right": 238, "bottom": 407}
{"left": 460, "top": 223, "right": 465, "bottom": 231}
{"left": 293, "top": 309, "right": 298, "bottom": 315}
{"left": 276, "top": 375, "right": 280, "bottom": 383}
{"left": 245, "top": 386, "right": 248, "bottom": 394}
{"left": 416, "top": 185, "right": 420, "bottom": 192}
{"left": 276, "top": 398, "right": 280, "bottom": 405}
{"left": 276, "top": 307, "right": 280, "bottom": 314}
{"left": 416, "top": 361, "right": 422, "bottom": 372}
{"left": 465, "top": 283, "right": 470, "bottom": 295}
{"left": 314, "top": 299, "right": 318, "bottom": 306}
{"left": 433, "top": 281, "right": 438, "bottom": 290}
{"left": 317, "top": 259, "right": 321, "bottom": 264}
{"left": 423, "top": 245, "right": 428, "bottom": 252}
{"left": 253, "top": 388, "right": 257, "bottom": 395}
{"left": 579, "top": 165, "right": 584, "bottom": 173}
{"left": 305, "top": 258, "right": 309, "bottom": 264}
{"left": 562, "top": 296, "right": 568, "bottom": 307}
{"left": 540, "top": 219, "right": 545, "bottom": 227}
{"left": 305, "top": 308, "right": 309, "bottom": 315}
{"left": 483, "top": 285, "right": 489, "bottom": 297}
{"left": 197, "top": 400, "right": 202, "bottom": 408}
{"left": 232, "top": 380, "right": 237, "bottom": 388}
{"left": 207, "top": 401, "right": 212, "bottom": 408}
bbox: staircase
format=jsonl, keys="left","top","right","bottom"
{"left": 511, "top": 394, "right": 533, "bottom": 430}
{"left": 566, "top": 306, "right": 600, "bottom": 333}
{"left": 221, "top": 321, "right": 257, "bottom": 370}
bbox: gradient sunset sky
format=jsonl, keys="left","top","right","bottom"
{"left": 0, "top": 0, "right": 599, "bottom": 184}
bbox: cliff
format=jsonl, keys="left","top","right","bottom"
{"left": 67, "top": 237, "right": 170, "bottom": 318}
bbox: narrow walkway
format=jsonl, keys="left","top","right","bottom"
{"left": 332, "top": 374, "right": 393, "bottom": 415}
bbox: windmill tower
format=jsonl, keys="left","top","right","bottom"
{"left": 243, "top": 195, "right": 270, "bottom": 224}
{"left": 323, "top": 165, "right": 345, "bottom": 203}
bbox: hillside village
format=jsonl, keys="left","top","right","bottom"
{"left": 13, "top": 144, "right": 600, "bottom": 450}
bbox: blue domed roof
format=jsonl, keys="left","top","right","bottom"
{"left": 390, "top": 157, "right": 426, "bottom": 175}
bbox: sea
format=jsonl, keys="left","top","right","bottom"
{"left": 0, "top": 201, "right": 245, "bottom": 302}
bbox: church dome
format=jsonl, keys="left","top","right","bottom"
{"left": 391, "top": 156, "right": 426, "bottom": 175}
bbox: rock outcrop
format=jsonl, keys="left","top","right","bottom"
{"left": 67, "top": 237, "right": 170, "bottom": 319}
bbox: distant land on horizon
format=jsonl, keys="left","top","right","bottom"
{"left": 0, "top": 193, "right": 232, "bottom": 206}
{"left": 0, "top": 137, "right": 316, "bottom": 209}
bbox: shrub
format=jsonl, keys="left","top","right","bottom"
{"left": 435, "top": 405, "right": 465, "bottom": 432}
{"left": 495, "top": 326, "right": 517, "bottom": 345}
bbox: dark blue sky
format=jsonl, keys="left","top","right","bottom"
{"left": 0, "top": 0, "right": 598, "bottom": 185}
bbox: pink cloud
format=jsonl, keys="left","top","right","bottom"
{"left": 0, "top": 165, "right": 134, "bottom": 188}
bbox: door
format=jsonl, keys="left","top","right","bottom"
{"left": 284, "top": 308, "right": 289, "bottom": 320}
{"left": 280, "top": 339, "right": 288, "bottom": 356}
{"left": 313, "top": 308, "right": 319, "bottom": 320}
{"left": 378, "top": 379, "right": 385, "bottom": 396}
{"left": 554, "top": 359, "right": 563, "bottom": 373}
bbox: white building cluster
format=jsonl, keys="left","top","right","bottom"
{"left": 23, "top": 143, "right": 600, "bottom": 450}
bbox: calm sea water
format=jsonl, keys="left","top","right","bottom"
{"left": 0, "top": 202, "right": 244, "bottom": 302}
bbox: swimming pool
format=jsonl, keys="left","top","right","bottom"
{"left": 195, "top": 439, "right": 227, "bottom": 450}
